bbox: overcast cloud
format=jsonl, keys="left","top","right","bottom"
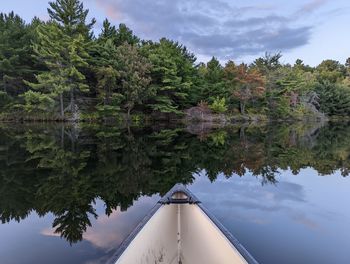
{"left": 91, "top": 0, "right": 336, "bottom": 61}
{"left": 1, "top": 0, "right": 349, "bottom": 64}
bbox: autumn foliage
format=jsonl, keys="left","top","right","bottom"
{"left": 224, "top": 62, "right": 265, "bottom": 114}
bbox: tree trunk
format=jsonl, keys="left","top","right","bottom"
{"left": 70, "top": 88, "right": 74, "bottom": 112}
{"left": 61, "top": 124, "right": 64, "bottom": 148}
{"left": 127, "top": 107, "right": 132, "bottom": 121}
{"left": 240, "top": 101, "right": 245, "bottom": 114}
{"left": 60, "top": 93, "right": 64, "bottom": 118}
{"left": 239, "top": 125, "right": 248, "bottom": 149}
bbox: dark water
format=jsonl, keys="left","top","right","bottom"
{"left": 0, "top": 122, "right": 349, "bottom": 264}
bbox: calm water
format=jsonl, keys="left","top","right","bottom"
{"left": 0, "top": 122, "right": 349, "bottom": 264}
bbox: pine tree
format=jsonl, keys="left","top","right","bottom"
{"left": 93, "top": 40, "right": 151, "bottom": 119}
{"left": 24, "top": 22, "right": 89, "bottom": 118}
{"left": 142, "top": 38, "right": 195, "bottom": 113}
{"left": 315, "top": 81, "right": 350, "bottom": 116}
{"left": 94, "top": 39, "right": 121, "bottom": 117}
{"left": 114, "top": 24, "right": 140, "bottom": 46}
{"left": 98, "top": 19, "right": 117, "bottom": 44}
{"left": 0, "top": 12, "right": 40, "bottom": 95}
{"left": 205, "top": 57, "right": 226, "bottom": 101}
{"left": 251, "top": 52, "right": 282, "bottom": 75}
{"left": 48, "top": 0, "right": 95, "bottom": 38}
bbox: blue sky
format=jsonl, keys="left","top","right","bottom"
{"left": 1, "top": 0, "right": 349, "bottom": 65}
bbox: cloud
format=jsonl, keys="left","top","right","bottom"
{"left": 40, "top": 196, "right": 159, "bottom": 251}
{"left": 188, "top": 172, "right": 326, "bottom": 231}
{"left": 40, "top": 228, "right": 61, "bottom": 237}
{"left": 94, "top": 0, "right": 123, "bottom": 21}
{"left": 296, "top": 0, "right": 328, "bottom": 16}
{"left": 93, "top": 0, "right": 329, "bottom": 60}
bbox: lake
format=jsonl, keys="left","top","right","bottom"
{"left": 0, "top": 121, "right": 349, "bottom": 264}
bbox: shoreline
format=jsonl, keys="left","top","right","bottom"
{"left": 0, "top": 111, "right": 339, "bottom": 124}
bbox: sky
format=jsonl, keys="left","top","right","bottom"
{"left": 1, "top": 0, "right": 349, "bottom": 66}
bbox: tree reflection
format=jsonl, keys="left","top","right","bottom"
{"left": 0, "top": 121, "right": 349, "bottom": 244}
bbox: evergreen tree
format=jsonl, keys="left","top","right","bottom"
{"left": 98, "top": 19, "right": 117, "bottom": 44}
{"left": 316, "top": 60, "right": 346, "bottom": 83}
{"left": 94, "top": 39, "right": 121, "bottom": 118}
{"left": 251, "top": 52, "right": 282, "bottom": 75}
{"left": 115, "top": 24, "right": 140, "bottom": 46}
{"left": 0, "top": 12, "right": 39, "bottom": 95}
{"left": 48, "top": 0, "right": 95, "bottom": 38}
{"left": 293, "top": 59, "right": 313, "bottom": 72}
{"left": 315, "top": 81, "right": 350, "bottom": 116}
{"left": 203, "top": 57, "right": 226, "bottom": 101}
{"left": 142, "top": 38, "right": 195, "bottom": 113}
{"left": 223, "top": 60, "right": 238, "bottom": 100}
{"left": 1, "top": 3, "right": 350, "bottom": 121}
{"left": 24, "top": 22, "right": 89, "bottom": 118}
{"left": 116, "top": 43, "right": 151, "bottom": 119}
{"left": 188, "top": 62, "right": 207, "bottom": 105}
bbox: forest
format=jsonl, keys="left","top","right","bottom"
{"left": 1, "top": 0, "right": 350, "bottom": 122}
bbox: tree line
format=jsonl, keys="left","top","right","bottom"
{"left": 1, "top": 0, "right": 350, "bottom": 121}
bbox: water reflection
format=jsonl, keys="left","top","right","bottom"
{"left": 0, "top": 121, "right": 349, "bottom": 248}
{"left": 190, "top": 171, "right": 350, "bottom": 264}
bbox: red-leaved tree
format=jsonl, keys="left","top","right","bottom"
{"left": 232, "top": 64, "right": 265, "bottom": 114}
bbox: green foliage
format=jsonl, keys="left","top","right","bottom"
{"left": 48, "top": 0, "right": 95, "bottom": 38}
{"left": 0, "top": 12, "right": 40, "bottom": 94}
{"left": 315, "top": 81, "right": 350, "bottom": 116}
{"left": 0, "top": 91, "right": 12, "bottom": 109}
{"left": 114, "top": 24, "right": 140, "bottom": 46}
{"left": 267, "top": 67, "right": 315, "bottom": 118}
{"left": 0, "top": 0, "right": 349, "bottom": 120}
{"left": 209, "top": 130, "right": 227, "bottom": 146}
{"left": 93, "top": 40, "right": 151, "bottom": 119}
{"left": 209, "top": 97, "right": 227, "bottom": 113}
{"left": 94, "top": 39, "right": 121, "bottom": 117}
{"left": 25, "top": 22, "right": 89, "bottom": 117}
{"left": 20, "top": 90, "right": 55, "bottom": 113}
{"left": 293, "top": 59, "right": 313, "bottom": 72}
{"left": 316, "top": 60, "right": 346, "bottom": 83}
{"left": 116, "top": 43, "right": 152, "bottom": 118}
{"left": 251, "top": 52, "right": 282, "bottom": 74}
{"left": 95, "top": 94, "right": 123, "bottom": 118}
{"left": 98, "top": 19, "right": 117, "bottom": 44}
{"left": 1, "top": 122, "right": 350, "bottom": 243}
{"left": 197, "top": 57, "right": 227, "bottom": 102}
{"left": 98, "top": 20, "right": 139, "bottom": 47}
{"left": 142, "top": 38, "right": 196, "bottom": 113}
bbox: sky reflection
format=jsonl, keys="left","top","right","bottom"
{"left": 1, "top": 123, "right": 350, "bottom": 264}
{"left": 188, "top": 168, "right": 350, "bottom": 264}
{"left": 1, "top": 168, "right": 348, "bottom": 264}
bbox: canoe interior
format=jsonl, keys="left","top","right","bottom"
{"left": 114, "top": 203, "right": 248, "bottom": 264}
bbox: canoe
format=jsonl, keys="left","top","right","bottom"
{"left": 108, "top": 184, "right": 258, "bottom": 264}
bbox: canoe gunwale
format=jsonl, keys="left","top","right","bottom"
{"left": 106, "top": 184, "right": 259, "bottom": 264}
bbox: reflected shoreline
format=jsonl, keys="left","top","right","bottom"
{"left": 0, "top": 121, "right": 349, "bottom": 244}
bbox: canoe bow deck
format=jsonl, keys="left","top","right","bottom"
{"left": 108, "top": 184, "right": 258, "bottom": 264}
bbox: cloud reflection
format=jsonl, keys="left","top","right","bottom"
{"left": 40, "top": 196, "right": 159, "bottom": 252}
{"left": 189, "top": 171, "right": 322, "bottom": 231}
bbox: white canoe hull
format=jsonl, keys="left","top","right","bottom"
{"left": 109, "top": 185, "right": 258, "bottom": 264}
